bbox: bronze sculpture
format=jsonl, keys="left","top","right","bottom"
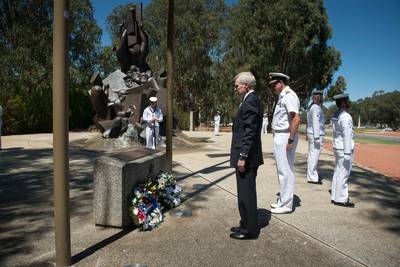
{"left": 89, "top": 2, "right": 166, "bottom": 139}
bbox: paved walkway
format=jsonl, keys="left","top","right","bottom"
{"left": 0, "top": 132, "right": 399, "bottom": 266}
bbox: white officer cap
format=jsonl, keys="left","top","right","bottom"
{"left": 268, "top": 72, "right": 290, "bottom": 85}
{"left": 312, "top": 90, "right": 324, "bottom": 95}
{"left": 149, "top": 96, "right": 158, "bottom": 102}
{"left": 333, "top": 93, "right": 349, "bottom": 100}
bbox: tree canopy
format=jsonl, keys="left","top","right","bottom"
{"left": 1, "top": 0, "right": 352, "bottom": 133}
{"left": 350, "top": 90, "right": 400, "bottom": 129}
{"left": 226, "top": 0, "right": 342, "bottom": 115}
{"left": 0, "top": 0, "right": 101, "bottom": 134}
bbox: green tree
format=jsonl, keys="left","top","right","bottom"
{"left": 97, "top": 45, "right": 119, "bottom": 76}
{"left": 350, "top": 90, "right": 400, "bottom": 129}
{"left": 225, "top": 0, "right": 341, "bottom": 117}
{"left": 327, "top": 75, "right": 347, "bottom": 100}
{"left": 106, "top": 0, "right": 228, "bottom": 124}
{"left": 0, "top": 0, "right": 101, "bottom": 134}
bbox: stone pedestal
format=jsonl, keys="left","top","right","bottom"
{"left": 93, "top": 147, "right": 166, "bottom": 228}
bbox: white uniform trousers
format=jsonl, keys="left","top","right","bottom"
{"left": 331, "top": 149, "right": 353, "bottom": 203}
{"left": 214, "top": 123, "right": 220, "bottom": 135}
{"left": 307, "top": 134, "right": 323, "bottom": 182}
{"left": 262, "top": 122, "right": 268, "bottom": 134}
{"left": 146, "top": 126, "right": 159, "bottom": 149}
{"left": 273, "top": 132, "right": 298, "bottom": 209}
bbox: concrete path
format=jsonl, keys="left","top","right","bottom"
{"left": 0, "top": 132, "right": 399, "bottom": 267}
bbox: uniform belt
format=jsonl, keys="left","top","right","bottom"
{"left": 273, "top": 129, "right": 290, "bottom": 133}
{"left": 307, "top": 133, "right": 325, "bottom": 136}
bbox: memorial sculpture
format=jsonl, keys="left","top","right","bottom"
{"left": 89, "top": 3, "right": 166, "bottom": 139}
{"left": 88, "top": 3, "right": 168, "bottom": 228}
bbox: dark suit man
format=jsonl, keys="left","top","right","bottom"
{"left": 230, "top": 72, "right": 263, "bottom": 240}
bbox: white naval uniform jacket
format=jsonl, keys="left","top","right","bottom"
{"left": 143, "top": 106, "right": 163, "bottom": 127}
{"left": 332, "top": 109, "right": 354, "bottom": 155}
{"left": 306, "top": 104, "right": 325, "bottom": 139}
{"left": 214, "top": 115, "right": 220, "bottom": 125}
{"left": 272, "top": 86, "right": 300, "bottom": 131}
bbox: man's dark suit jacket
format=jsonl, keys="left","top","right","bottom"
{"left": 230, "top": 91, "right": 264, "bottom": 168}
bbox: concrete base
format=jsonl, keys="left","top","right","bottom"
{"left": 93, "top": 147, "right": 166, "bottom": 228}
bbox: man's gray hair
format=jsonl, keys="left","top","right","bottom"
{"left": 234, "top": 72, "right": 256, "bottom": 89}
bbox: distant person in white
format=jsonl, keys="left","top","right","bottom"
{"left": 306, "top": 90, "right": 325, "bottom": 184}
{"left": 269, "top": 72, "right": 300, "bottom": 214}
{"left": 0, "top": 104, "right": 2, "bottom": 150}
{"left": 143, "top": 97, "right": 163, "bottom": 149}
{"left": 262, "top": 113, "right": 269, "bottom": 134}
{"left": 331, "top": 93, "right": 355, "bottom": 207}
{"left": 214, "top": 111, "right": 221, "bottom": 136}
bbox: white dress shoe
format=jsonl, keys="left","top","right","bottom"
{"left": 271, "top": 207, "right": 292, "bottom": 214}
{"left": 270, "top": 203, "right": 279, "bottom": 208}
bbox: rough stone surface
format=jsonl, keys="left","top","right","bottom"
{"left": 93, "top": 147, "right": 166, "bottom": 227}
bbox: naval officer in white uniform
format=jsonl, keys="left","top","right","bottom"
{"left": 331, "top": 93, "right": 355, "bottom": 207}
{"left": 143, "top": 97, "right": 163, "bottom": 149}
{"left": 262, "top": 113, "right": 269, "bottom": 134}
{"left": 214, "top": 111, "right": 221, "bottom": 136}
{"left": 269, "top": 72, "right": 300, "bottom": 214}
{"left": 306, "top": 90, "right": 325, "bottom": 184}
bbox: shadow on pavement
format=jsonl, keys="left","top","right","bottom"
{"left": 177, "top": 159, "right": 231, "bottom": 182}
{"left": 294, "top": 153, "right": 400, "bottom": 235}
{"left": 0, "top": 148, "right": 98, "bottom": 265}
{"left": 258, "top": 208, "right": 271, "bottom": 229}
{"left": 71, "top": 226, "right": 135, "bottom": 265}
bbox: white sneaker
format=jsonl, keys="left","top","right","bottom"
{"left": 270, "top": 203, "right": 279, "bottom": 208}
{"left": 271, "top": 207, "right": 292, "bottom": 214}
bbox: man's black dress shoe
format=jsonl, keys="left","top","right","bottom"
{"left": 230, "top": 226, "right": 242, "bottom": 233}
{"left": 307, "top": 181, "right": 323, "bottom": 185}
{"left": 331, "top": 200, "right": 355, "bottom": 208}
{"left": 229, "top": 232, "right": 258, "bottom": 240}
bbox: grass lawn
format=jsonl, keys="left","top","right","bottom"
{"left": 354, "top": 137, "right": 400, "bottom": 145}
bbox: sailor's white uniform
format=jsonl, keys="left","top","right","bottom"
{"left": 262, "top": 116, "right": 268, "bottom": 134}
{"left": 214, "top": 114, "right": 220, "bottom": 136}
{"left": 306, "top": 103, "right": 325, "bottom": 182}
{"left": 272, "top": 85, "right": 300, "bottom": 210}
{"left": 143, "top": 106, "right": 163, "bottom": 149}
{"left": 331, "top": 109, "right": 354, "bottom": 203}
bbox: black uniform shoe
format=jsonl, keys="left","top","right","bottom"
{"left": 230, "top": 226, "right": 243, "bottom": 233}
{"left": 332, "top": 200, "right": 355, "bottom": 208}
{"left": 229, "top": 232, "right": 259, "bottom": 240}
{"left": 307, "top": 180, "right": 323, "bottom": 185}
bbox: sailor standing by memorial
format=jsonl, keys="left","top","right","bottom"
{"left": 306, "top": 90, "right": 325, "bottom": 184}
{"left": 214, "top": 111, "right": 221, "bottom": 136}
{"left": 143, "top": 97, "right": 163, "bottom": 149}
{"left": 262, "top": 113, "right": 269, "bottom": 134}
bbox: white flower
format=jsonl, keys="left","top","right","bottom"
{"left": 133, "top": 208, "right": 139, "bottom": 215}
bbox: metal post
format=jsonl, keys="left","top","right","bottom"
{"left": 53, "top": 0, "right": 71, "bottom": 266}
{"left": 166, "top": 0, "right": 174, "bottom": 171}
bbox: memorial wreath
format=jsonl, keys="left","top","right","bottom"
{"left": 129, "top": 171, "right": 182, "bottom": 230}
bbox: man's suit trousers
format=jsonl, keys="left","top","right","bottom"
{"left": 235, "top": 167, "right": 259, "bottom": 236}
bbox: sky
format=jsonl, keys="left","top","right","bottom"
{"left": 92, "top": 0, "right": 400, "bottom": 101}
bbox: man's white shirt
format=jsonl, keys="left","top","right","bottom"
{"left": 272, "top": 86, "right": 300, "bottom": 131}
